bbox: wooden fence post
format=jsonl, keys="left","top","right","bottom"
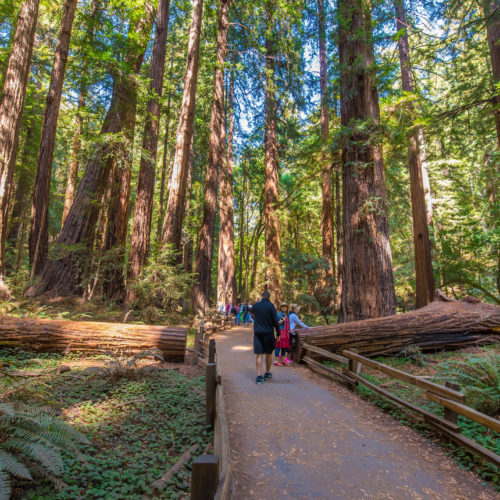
{"left": 193, "top": 325, "right": 203, "bottom": 366}
{"left": 208, "top": 339, "right": 216, "bottom": 364}
{"left": 444, "top": 381, "right": 460, "bottom": 425}
{"left": 191, "top": 454, "right": 219, "bottom": 500}
{"left": 206, "top": 363, "right": 217, "bottom": 428}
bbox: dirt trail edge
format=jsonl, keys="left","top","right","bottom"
{"left": 215, "top": 326, "right": 497, "bottom": 500}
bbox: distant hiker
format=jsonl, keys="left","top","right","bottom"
{"left": 225, "top": 303, "right": 231, "bottom": 316}
{"left": 242, "top": 302, "right": 252, "bottom": 324}
{"left": 275, "top": 303, "right": 292, "bottom": 366}
{"left": 289, "top": 304, "right": 308, "bottom": 350}
{"left": 232, "top": 303, "right": 241, "bottom": 325}
{"left": 252, "top": 290, "right": 281, "bottom": 384}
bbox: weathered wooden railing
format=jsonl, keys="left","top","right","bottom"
{"left": 192, "top": 314, "right": 232, "bottom": 367}
{"left": 191, "top": 339, "right": 233, "bottom": 500}
{"left": 301, "top": 342, "right": 500, "bottom": 468}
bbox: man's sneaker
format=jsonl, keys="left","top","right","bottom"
{"left": 264, "top": 372, "right": 272, "bottom": 382}
{"left": 255, "top": 375, "right": 265, "bottom": 384}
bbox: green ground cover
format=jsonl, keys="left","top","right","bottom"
{"left": 0, "top": 349, "right": 211, "bottom": 499}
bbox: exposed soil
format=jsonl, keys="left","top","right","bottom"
{"left": 215, "top": 326, "right": 498, "bottom": 500}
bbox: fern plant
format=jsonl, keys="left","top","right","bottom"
{"left": 438, "top": 351, "right": 500, "bottom": 417}
{"left": 0, "top": 367, "right": 89, "bottom": 498}
{"left": 86, "top": 349, "right": 165, "bottom": 382}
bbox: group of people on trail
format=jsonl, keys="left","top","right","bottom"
{"left": 252, "top": 290, "right": 308, "bottom": 384}
{"left": 218, "top": 301, "right": 254, "bottom": 325}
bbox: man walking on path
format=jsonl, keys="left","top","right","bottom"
{"left": 251, "top": 290, "right": 281, "bottom": 384}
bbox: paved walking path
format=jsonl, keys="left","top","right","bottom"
{"left": 215, "top": 326, "right": 497, "bottom": 500}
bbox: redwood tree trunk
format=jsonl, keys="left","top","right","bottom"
{"left": 127, "top": 0, "right": 171, "bottom": 301}
{"left": 193, "top": 0, "right": 230, "bottom": 314}
{"left": 62, "top": 87, "right": 85, "bottom": 228}
{"left": 394, "top": 0, "right": 434, "bottom": 308}
{"left": 62, "top": 0, "right": 101, "bottom": 228}
{"left": 217, "top": 60, "right": 237, "bottom": 306}
{"left": 157, "top": 49, "right": 175, "bottom": 240}
{"left": 338, "top": 0, "right": 396, "bottom": 322}
{"left": 483, "top": 0, "right": 500, "bottom": 148}
{"left": 29, "top": 0, "right": 78, "bottom": 277}
{"left": 263, "top": 9, "right": 282, "bottom": 300}
{"left": 318, "top": 0, "right": 336, "bottom": 312}
{"left": 26, "top": 8, "right": 155, "bottom": 298}
{"left": 162, "top": 0, "right": 204, "bottom": 255}
{"left": 0, "top": 0, "right": 40, "bottom": 285}
{"left": 335, "top": 164, "right": 343, "bottom": 311}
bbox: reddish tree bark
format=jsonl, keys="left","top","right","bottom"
{"left": 193, "top": 0, "right": 230, "bottom": 313}
{"left": 217, "top": 60, "right": 237, "bottom": 306}
{"left": 338, "top": 0, "right": 396, "bottom": 322}
{"left": 483, "top": 0, "right": 500, "bottom": 148}
{"left": 157, "top": 49, "right": 175, "bottom": 240}
{"left": 0, "top": 0, "right": 40, "bottom": 289}
{"left": 394, "top": 0, "right": 434, "bottom": 308}
{"left": 482, "top": 0, "right": 500, "bottom": 292}
{"left": 318, "top": 0, "right": 336, "bottom": 312}
{"left": 62, "top": 0, "right": 101, "bottom": 228}
{"left": 162, "top": 0, "right": 204, "bottom": 255}
{"left": 26, "top": 8, "right": 155, "bottom": 298}
{"left": 29, "top": 0, "right": 78, "bottom": 278}
{"left": 127, "top": 0, "right": 171, "bottom": 301}
{"left": 263, "top": 7, "right": 282, "bottom": 300}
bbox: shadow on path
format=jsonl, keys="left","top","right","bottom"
{"left": 216, "top": 326, "right": 497, "bottom": 500}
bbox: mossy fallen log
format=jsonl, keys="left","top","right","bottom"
{"left": 0, "top": 316, "right": 187, "bottom": 361}
{"left": 296, "top": 291, "right": 500, "bottom": 358}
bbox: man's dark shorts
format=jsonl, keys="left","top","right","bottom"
{"left": 254, "top": 331, "right": 276, "bottom": 355}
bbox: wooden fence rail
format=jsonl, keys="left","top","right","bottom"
{"left": 192, "top": 338, "right": 233, "bottom": 500}
{"left": 301, "top": 342, "right": 500, "bottom": 469}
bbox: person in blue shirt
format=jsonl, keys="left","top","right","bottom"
{"left": 288, "top": 304, "right": 308, "bottom": 350}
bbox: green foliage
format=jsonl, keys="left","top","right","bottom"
{"left": 129, "top": 246, "right": 194, "bottom": 322}
{"left": 437, "top": 351, "right": 500, "bottom": 416}
{"left": 0, "top": 363, "right": 89, "bottom": 499}
{"left": 85, "top": 349, "right": 165, "bottom": 382}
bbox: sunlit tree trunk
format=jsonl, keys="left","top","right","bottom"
{"left": 62, "top": 0, "right": 101, "bottom": 228}
{"left": 318, "top": 0, "right": 336, "bottom": 313}
{"left": 482, "top": 0, "right": 500, "bottom": 292}
{"left": 193, "top": 0, "right": 230, "bottom": 313}
{"left": 162, "top": 0, "right": 204, "bottom": 255}
{"left": 338, "top": 0, "right": 396, "bottom": 321}
{"left": 0, "top": 0, "right": 40, "bottom": 290}
{"left": 157, "top": 49, "right": 175, "bottom": 240}
{"left": 127, "top": 0, "right": 171, "bottom": 301}
{"left": 263, "top": 5, "right": 281, "bottom": 300}
{"left": 26, "top": 7, "right": 155, "bottom": 297}
{"left": 335, "top": 164, "right": 343, "bottom": 311}
{"left": 394, "top": 0, "right": 434, "bottom": 308}
{"left": 29, "top": 0, "right": 78, "bottom": 277}
{"left": 217, "top": 60, "right": 236, "bottom": 306}
{"left": 482, "top": 0, "right": 500, "bottom": 148}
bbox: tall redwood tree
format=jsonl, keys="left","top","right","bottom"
{"left": 127, "top": 0, "right": 171, "bottom": 301}
{"left": 217, "top": 58, "right": 237, "bottom": 306}
{"left": 338, "top": 0, "right": 396, "bottom": 321}
{"left": 29, "top": 0, "right": 78, "bottom": 277}
{"left": 162, "top": 0, "right": 204, "bottom": 255}
{"left": 193, "top": 0, "right": 231, "bottom": 313}
{"left": 394, "top": 0, "right": 434, "bottom": 308}
{"left": 263, "top": 4, "right": 282, "bottom": 300}
{"left": 318, "top": 0, "right": 336, "bottom": 312}
{"left": 0, "top": 0, "right": 40, "bottom": 292}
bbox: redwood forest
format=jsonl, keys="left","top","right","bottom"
{"left": 0, "top": 0, "right": 500, "bottom": 498}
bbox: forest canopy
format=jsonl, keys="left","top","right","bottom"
{"left": 0, "top": 0, "right": 498, "bottom": 320}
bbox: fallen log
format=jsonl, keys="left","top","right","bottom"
{"left": 0, "top": 316, "right": 186, "bottom": 361}
{"left": 296, "top": 291, "right": 500, "bottom": 358}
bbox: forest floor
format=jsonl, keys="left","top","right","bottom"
{"left": 1, "top": 348, "right": 210, "bottom": 499}
{"left": 215, "top": 326, "right": 498, "bottom": 500}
